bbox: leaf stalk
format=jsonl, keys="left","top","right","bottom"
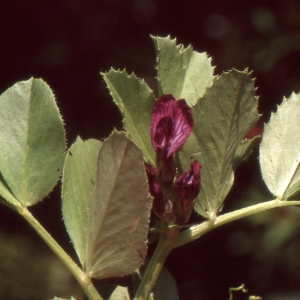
{"left": 17, "top": 206, "right": 103, "bottom": 300}
{"left": 174, "top": 199, "right": 300, "bottom": 248}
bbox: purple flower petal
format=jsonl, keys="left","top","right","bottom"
{"left": 168, "top": 99, "right": 194, "bottom": 156}
{"left": 151, "top": 94, "right": 193, "bottom": 157}
{"left": 175, "top": 160, "right": 201, "bottom": 223}
{"left": 175, "top": 160, "right": 201, "bottom": 201}
{"left": 153, "top": 116, "right": 174, "bottom": 153}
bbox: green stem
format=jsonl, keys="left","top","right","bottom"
{"left": 10, "top": 198, "right": 300, "bottom": 299}
{"left": 0, "top": 196, "right": 19, "bottom": 211}
{"left": 134, "top": 199, "right": 300, "bottom": 299}
{"left": 134, "top": 231, "right": 175, "bottom": 300}
{"left": 174, "top": 199, "right": 300, "bottom": 248}
{"left": 17, "top": 206, "right": 103, "bottom": 300}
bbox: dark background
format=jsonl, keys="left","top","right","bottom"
{"left": 1, "top": 1, "right": 300, "bottom": 299}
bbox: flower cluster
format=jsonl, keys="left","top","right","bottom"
{"left": 146, "top": 94, "right": 201, "bottom": 224}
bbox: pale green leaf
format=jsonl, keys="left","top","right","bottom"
{"left": 152, "top": 35, "right": 214, "bottom": 106}
{"left": 109, "top": 286, "right": 130, "bottom": 300}
{"left": 85, "top": 131, "right": 152, "bottom": 279}
{"left": 260, "top": 93, "right": 300, "bottom": 199}
{"left": 62, "top": 137, "right": 102, "bottom": 265}
{"left": 102, "top": 69, "right": 155, "bottom": 164}
{"left": 0, "top": 78, "right": 66, "bottom": 206}
{"left": 179, "top": 69, "right": 259, "bottom": 218}
{"left": 233, "top": 135, "right": 261, "bottom": 170}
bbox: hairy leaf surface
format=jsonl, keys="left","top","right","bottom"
{"left": 152, "top": 35, "right": 214, "bottom": 106}
{"left": 102, "top": 69, "right": 155, "bottom": 164}
{"left": 85, "top": 131, "right": 152, "bottom": 279}
{"left": 179, "top": 69, "right": 259, "bottom": 218}
{"left": 62, "top": 137, "right": 102, "bottom": 265}
{"left": 260, "top": 93, "right": 300, "bottom": 199}
{"left": 0, "top": 78, "right": 65, "bottom": 206}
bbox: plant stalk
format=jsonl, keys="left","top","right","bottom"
{"left": 134, "top": 231, "right": 175, "bottom": 300}
{"left": 18, "top": 206, "right": 103, "bottom": 300}
{"left": 174, "top": 199, "right": 300, "bottom": 248}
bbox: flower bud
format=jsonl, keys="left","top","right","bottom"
{"left": 175, "top": 160, "right": 201, "bottom": 223}
{"left": 145, "top": 163, "right": 177, "bottom": 224}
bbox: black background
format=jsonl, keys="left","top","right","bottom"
{"left": 1, "top": 1, "right": 300, "bottom": 299}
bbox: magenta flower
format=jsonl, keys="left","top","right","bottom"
{"left": 151, "top": 94, "right": 194, "bottom": 157}
{"left": 175, "top": 160, "right": 201, "bottom": 223}
{"left": 151, "top": 94, "right": 194, "bottom": 186}
{"left": 145, "top": 94, "right": 198, "bottom": 224}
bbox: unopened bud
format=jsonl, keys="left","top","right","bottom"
{"left": 175, "top": 160, "right": 201, "bottom": 224}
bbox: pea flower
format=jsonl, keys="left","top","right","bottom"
{"left": 151, "top": 94, "right": 194, "bottom": 187}
{"left": 145, "top": 163, "right": 177, "bottom": 224}
{"left": 145, "top": 94, "right": 200, "bottom": 225}
{"left": 175, "top": 160, "right": 201, "bottom": 223}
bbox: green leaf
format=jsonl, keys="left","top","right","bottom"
{"left": 260, "top": 93, "right": 300, "bottom": 199}
{"left": 233, "top": 135, "right": 261, "bottom": 170}
{"left": 62, "top": 133, "right": 152, "bottom": 279}
{"left": 109, "top": 286, "right": 130, "bottom": 300}
{"left": 0, "top": 78, "right": 65, "bottom": 206}
{"left": 152, "top": 35, "right": 215, "bottom": 106}
{"left": 179, "top": 69, "right": 259, "bottom": 218}
{"left": 102, "top": 69, "right": 156, "bottom": 164}
{"left": 86, "top": 131, "right": 152, "bottom": 279}
{"left": 62, "top": 137, "right": 102, "bottom": 266}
